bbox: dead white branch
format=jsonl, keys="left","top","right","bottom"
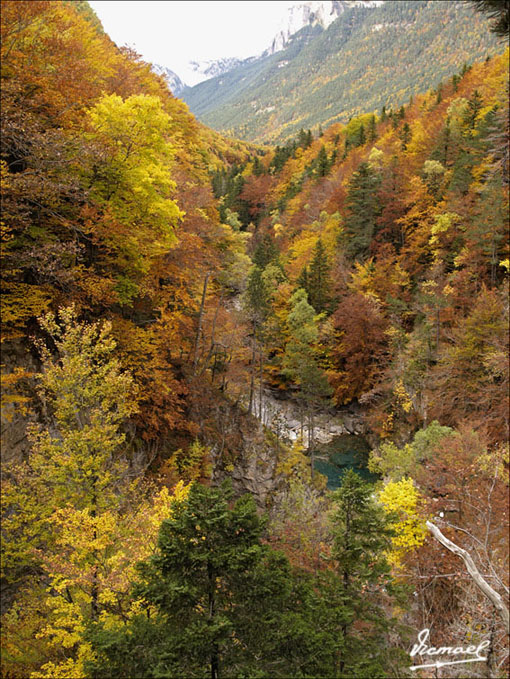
{"left": 426, "top": 520, "right": 509, "bottom": 634}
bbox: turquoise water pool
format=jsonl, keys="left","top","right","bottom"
{"left": 314, "top": 434, "right": 379, "bottom": 489}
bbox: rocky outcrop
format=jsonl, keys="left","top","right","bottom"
{"left": 214, "top": 427, "right": 278, "bottom": 509}
{"left": 193, "top": 394, "right": 279, "bottom": 508}
{"left": 201, "top": 387, "right": 374, "bottom": 505}
{"left": 206, "top": 388, "right": 374, "bottom": 504}
{"left": 256, "top": 389, "right": 367, "bottom": 444}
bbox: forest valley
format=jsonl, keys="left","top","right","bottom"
{"left": 0, "top": 2, "right": 509, "bottom": 678}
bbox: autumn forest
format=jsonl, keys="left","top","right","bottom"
{"left": 1, "top": 1, "right": 509, "bottom": 678}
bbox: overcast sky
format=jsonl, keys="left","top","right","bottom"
{"left": 89, "top": 1, "right": 296, "bottom": 85}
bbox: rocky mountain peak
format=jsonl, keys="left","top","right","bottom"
{"left": 265, "top": 0, "right": 384, "bottom": 55}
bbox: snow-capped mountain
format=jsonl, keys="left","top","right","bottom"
{"left": 152, "top": 64, "right": 186, "bottom": 96}
{"left": 189, "top": 57, "right": 245, "bottom": 81}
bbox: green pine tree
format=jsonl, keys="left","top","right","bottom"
{"left": 307, "top": 238, "right": 333, "bottom": 314}
{"left": 253, "top": 233, "right": 279, "bottom": 269}
{"left": 469, "top": 0, "right": 509, "bottom": 37}
{"left": 85, "top": 482, "right": 339, "bottom": 678}
{"left": 298, "top": 127, "right": 313, "bottom": 149}
{"left": 358, "top": 123, "right": 366, "bottom": 146}
{"left": 344, "top": 162, "right": 382, "bottom": 260}
{"left": 464, "top": 89, "right": 484, "bottom": 130}
{"left": 252, "top": 154, "right": 264, "bottom": 176}
{"left": 316, "top": 144, "right": 331, "bottom": 177}
{"left": 329, "top": 470, "right": 409, "bottom": 677}
{"left": 368, "top": 114, "right": 377, "bottom": 142}
{"left": 297, "top": 264, "right": 309, "bottom": 292}
{"left": 283, "top": 289, "right": 332, "bottom": 473}
{"left": 400, "top": 122, "right": 411, "bottom": 151}
{"left": 245, "top": 265, "right": 271, "bottom": 323}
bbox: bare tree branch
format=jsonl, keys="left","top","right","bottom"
{"left": 426, "top": 520, "right": 509, "bottom": 634}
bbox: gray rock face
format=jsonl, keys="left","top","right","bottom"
{"left": 265, "top": 1, "right": 383, "bottom": 56}
{"left": 198, "top": 399, "right": 279, "bottom": 508}
{"left": 253, "top": 389, "right": 367, "bottom": 445}
{"left": 228, "top": 431, "right": 278, "bottom": 508}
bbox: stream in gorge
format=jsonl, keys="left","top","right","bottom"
{"left": 255, "top": 389, "right": 378, "bottom": 489}
{"left": 314, "top": 435, "right": 378, "bottom": 489}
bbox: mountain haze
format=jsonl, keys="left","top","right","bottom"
{"left": 182, "top": 0, "right": 503, "bottom": 143}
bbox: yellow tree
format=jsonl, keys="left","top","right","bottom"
{"left": 378, "top": 478, "right": 427, "bottom": 568}
{"left": 84, "top": 94, "right": 184, "bottom": 302}
{"left": 2, "top": 306, "right": 137, "bottom": 580}
{"left": 1, "top": 307, "right": 188, "bottom": 678}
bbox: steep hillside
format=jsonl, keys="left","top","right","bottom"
{"left": 1, "top": 2, "right": 508, "bottom": 678}
{"left": 217, "top": 48, "right": 509, "bottom": 443}
{"left": 182, "top": 0, "right": 503, "bottom": 143}
{"left": 0, "top": 0, "right": 256, "bottom": 460}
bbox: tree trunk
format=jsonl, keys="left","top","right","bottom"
{"left": 248, "top": 345, "right": 255, "bottom": 415}
{"left": 485, "top": 607, "right": 497, "bottom": 679}
{"left": 193, "top": 273, "right": 210, "bottom": 374}
{"left": 259, "top": 349, "right": 264, "bottom": 421}
{"left": 309, "top": 409, "right": 315, "bottom": 480}
{"left": 208, "top": 562, "right": 219, "bottom": 679}
{"left": 200, "top": 296, "right": 224, "bottom": 378}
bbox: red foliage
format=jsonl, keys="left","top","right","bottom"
{"left": 329, "top": 292, "right": 390, "bottom": 404}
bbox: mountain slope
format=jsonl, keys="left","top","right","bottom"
{"left": 182, "top": 0, "right": 503, "bottom": 144}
